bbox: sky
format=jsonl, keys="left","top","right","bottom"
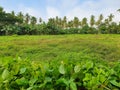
{"left": 0, "top": 0, "right": 120, "bottom": 22}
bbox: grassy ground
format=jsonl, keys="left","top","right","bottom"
{"left": 0, "top": 34, "right": 120, "bottom": 63}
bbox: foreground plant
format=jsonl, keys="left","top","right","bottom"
{"left": 0, "top": 57, "right": 120, "bottom": 90}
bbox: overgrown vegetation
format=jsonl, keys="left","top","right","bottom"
{"left": 0, "top": 6, "right": 120, "bottom": 35}
{"left": 0, "top": 34, "right": 120, "bottom": 89}
{"left": 0, "top": 34, "right": 120, "bottom": 61}
{"left": 0, "top": 57, "right": 120, "bottom": 90}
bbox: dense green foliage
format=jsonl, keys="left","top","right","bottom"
{"left": 0, "top": 57, "right": 120, "bottom": 90}
{"left": 0, "top": 6, "right": 120, "bottom": 35}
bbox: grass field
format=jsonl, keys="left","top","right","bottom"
{"left": 0, "top": 34, "right": 120, "bottom": 62}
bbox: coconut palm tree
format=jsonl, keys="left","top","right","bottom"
{"left": 68, "top": 20, "right": 74, "bottom": 28}
{"left": 105, "top": 19, "right": 109, "bottom": 25}
{"left": 58, "top": 18, "right": 62, "bottom": 28}
{"left": 81, "top": 17, "right": 87, "bottom": 27}
{"left": 96, "top": 14, "right": 103, "bottom": 26}
{"left": 39, "top": 17, "right": 42, "bottom": 24}
{"left": 73, "top": 17, "right": 79, "bottom": 28}
{"left": 63, "top": 16, "right": 67, "bottom": 29}
{"left": 55, "top": 16, "right": 59, "bottom": 27}
{"left": 108, "top": 14, "right": 114, "bottom": 22}
{"left": 11, "top": 11, "right": 15, "bottom": 16}
{"left": 25, "top": 13, "right": 30, "bottom": 24}
{"left": 30, "top": 16, "right": 37, "bottom": 25}
{"left": 90, "top": 15, "right": 95, "bottom": 27}
{"left": 17, "top": 12, "right": 24, "bottom": 24}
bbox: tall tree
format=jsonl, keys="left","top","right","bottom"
{"left": 39, "top": 17, "right": 42, "bottom": 24}
{"left": 17, "top": 12, "right": 24, "bottom": 24}
{"left": 81, "top": 17, "right": 87, "bottom": 27}
{"left": 68, "top": 20, "right": 74, "bottom": 28}
{"left": 96, "top": 14, "right": 103, "bottom": 26}
{"left": 55, "top": 16, "right": 59, "bottom": 26}
{"left": 58, "top": 18, "right": 62, "bottom": 28}
{"left": 30, "top": 16, "right": 37, "bottom": 25}
{"left": 0, "top": 6, "right": 4, "bottom": 25}
{"left": 0, "top": 7, "right": 19, "bottom": 25}
{"left": 108, "top": 14, "right": 114, "bottom": 23}
{"left": 79, "top": 21, "right": 82, "bottom": 28}
{"left": 25, "top": 13, "right": 30, "bottom": 24}
{"left": 11, "top": 11, "right": 15, "bottom": 16}
{"left": 99, "top": 14, "right": 103, "bottom": 21}
{"left": 63, "top": 16, "right": 67, "bottom": 29}
{"left": 90, "top": 15, "right": 95, "bottom": 27}
{"left": 105, "top": 19, "right": 109, "bottom": 25}
{"left": 73, "top": 17, "right": 79, "bottom": 28}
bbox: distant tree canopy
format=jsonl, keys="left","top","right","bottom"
{"left": 0, "top": 6, "right": 120, "bottom": 35}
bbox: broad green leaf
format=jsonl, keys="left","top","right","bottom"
{"left": 39, "top": 82, "right": 46, "bottom": 88}
{"left": 83, "top": 73, "right": 92, "bottom": 81}
{"left": 16, "top": 77, "right": 28, "bottom": 86}
{"left": 74, "top": 65, "right": 80, "bottom": 73}
{"left": 84, "top": 61, "right": 93, "bottom": 71}
{"left": 110, "top": 80, "right": 120, "bottom": 88}
{"left": 2, "top": 69, "right": 9, "bottom": 80}
{"left": 13, "top": 65, "right": 20, "bottom": 75}
{"left": 70, "top": 82, "right": 77, "bottom": 90}
{"left": 29, "top": 78, "right": 37, "bottom": 86}
{"left": 27, "top": 87, "right": 33, "bottom": 90}
{"left": 99, "top": 75, "right": 106, "bottom": 83}
{"left": 59, "top": 64, "right": 65, "bottom": 74}
{"left": 45, "top": 77, "right": 52, "bottom": 82}
{"left": 90, "top": 77, "right": 100, "bottom": 87}
{"left": 56, "top": 78, "right": 69, "bottom": 86}
{"left": 20, "top": 67, "right": 26, "bottom": 74}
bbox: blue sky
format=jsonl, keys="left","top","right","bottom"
{"left": 0, "top": 0, "right": 120, "bottom": 22}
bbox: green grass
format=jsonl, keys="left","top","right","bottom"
{"left": 0, "top": 34, "right": 120, "bottom": 62}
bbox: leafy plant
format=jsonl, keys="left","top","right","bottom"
{"left": 0, "top": 57, "right": 120, "bottom": 90}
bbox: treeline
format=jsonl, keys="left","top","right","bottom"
{"left": 0, "top": 6, "right": 120, "bottom": 35}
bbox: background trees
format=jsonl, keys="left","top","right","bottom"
{"left": 90, "top": 15, "right": 95, "bottom": 27}
{"left": 0, "top": 6, "right": 120, "bottom": 35}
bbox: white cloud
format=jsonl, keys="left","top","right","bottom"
{"left": 66, "top": 7, "right": 90, "bottom": 20}
{"left": 65, "top": 0, "right": 99, "bottom": 21}
{"left": 0, "top": 0, "right": 120, "bottom": 22}
{"left": 46, "top": 6, "right": 61, "bottom": 18}
{"left": 61, "top": 0, "right": 78, "bottom": 9}
{"left": 4, "top": 8, "right": 11, "bottom": 13}
{"left": 45, "top": 0, "right": 120, "bottom": 23}
{"left": 18, "top": 4, "right": 42, "bottom": 18}
{"left": 65, "top": 0, "right": 120, "bottom": 22}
